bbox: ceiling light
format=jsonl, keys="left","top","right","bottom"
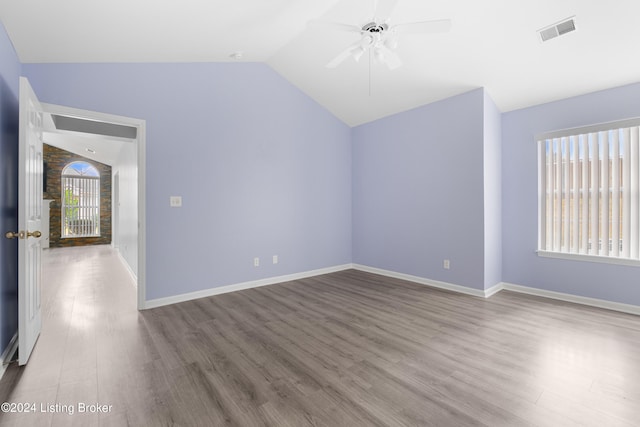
{"left": 384, "top": 36, "right": 398, "bottom": 50}
{"left": 230, "top": 51, "right": 243, "bottom": 60}
{"left": 353, "top": 47, "right": 366, "bottom": 62}
{"left": 86, "top": 148, "right": 96, "bottom": 154}
{"left": 374, "top": 48, "right": 385, "bottom": 63}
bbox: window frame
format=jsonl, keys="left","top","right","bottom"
{"left": 61, "top": 161, "right": 101, "bottom": 238}
{"left": 536, "top": 117, "right": 640, "bottom": 267}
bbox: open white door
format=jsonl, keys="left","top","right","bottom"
{"left": 17, "top": 77, "right": 44, "bottom": 365}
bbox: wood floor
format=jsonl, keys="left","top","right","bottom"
{"left": 1, "top": 246, "right": 639, "bottom": 426}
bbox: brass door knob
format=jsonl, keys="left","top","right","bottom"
{"left": 4, "top": 230, "right": 40, "bottom": 239}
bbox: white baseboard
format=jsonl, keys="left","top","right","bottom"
{"left": 351, "top": 265, "right": 640, "bottom": 316}
{"left": 484, "top": 282, "right": 504, "bottom": 298}
{"left": 143, "top": 264, "right": 353, "bottom": 309}
{"left": 500, "top": 282, "right": 640, "bottom": 316}
{"left": 0, "top": 333, "right": 18, "bottom": 381}
{"left": 142, "top": 262, "right": 640, "bottom": 317}
{"left": 352, "top": 264, "right": 493, "bottom": 298}
{"left": 115, "top": 249, "right": 137, "bottom": 286}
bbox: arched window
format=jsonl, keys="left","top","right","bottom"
{"left": 62, "top": 161, "right": 101, "bottom": 237}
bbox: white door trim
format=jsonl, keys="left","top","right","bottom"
{"left": 112, "top": 171, "right": 120, "bottom": 250}
{"left": 40, "top": 103, "right": 147, "bottom": 310}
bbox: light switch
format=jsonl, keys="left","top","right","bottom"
{"left": 170, "top": 196, "right": 182, "bottom": 207}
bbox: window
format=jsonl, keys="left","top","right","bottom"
{"left": 61, "top": 161, "right": 101, "bottom": 238}
{"left": 537, "top": 118, "right": 640, "bottom": 265}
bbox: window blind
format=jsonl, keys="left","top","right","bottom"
{"left": 62, "top": 175, "right": 101, "bottom": 238}
{"left": 538, "top": 119, "right": 640, "bottom": 262}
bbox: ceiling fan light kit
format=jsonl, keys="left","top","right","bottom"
{"left": 314, "top": 0, "right": 452, "bottom": 70}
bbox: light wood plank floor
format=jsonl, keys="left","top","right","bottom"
{"left": 1, "top": 245, "right": 639, "bottom": 426}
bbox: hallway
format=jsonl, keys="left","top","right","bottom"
{"left": 0, "top": 245, "right": 139, "bottom": 426}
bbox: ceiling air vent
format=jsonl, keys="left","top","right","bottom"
{"left": 539, "top": 16, "right": 576, "bottom": 42}
{"left": 52, "top": 115, "right": 137, "bottom": 139}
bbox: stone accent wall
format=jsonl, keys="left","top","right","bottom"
{"left": 43, "top": 144, "right": 112, "bottom": 247}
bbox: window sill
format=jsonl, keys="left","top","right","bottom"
{"left": 537, "top": 250, "right": 640, "bottom": 267}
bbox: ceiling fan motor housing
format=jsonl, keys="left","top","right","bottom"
{"left": 362, "top": 22, "right": 388, "bottom": 33}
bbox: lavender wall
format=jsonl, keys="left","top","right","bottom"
{"left": 0, "top": 21, "right": 20, "bottom": 356}
{"left": 23, "top": 63, "right": 352, "bottom": 300}
{"left": 15, "top": 55, "right": 640, "bottom": 309}
{"left": 352, "top": 89, "right": 486, "bottom": 290}
{"left": 502, "top": 82, "right": 640, "bottom": 306}
{"left": 483, "top": 91, "right": 502, "bottom": 289}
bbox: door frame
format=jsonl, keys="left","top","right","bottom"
{"left": 41, "top": 103, "right": 147, "bottom": 310}
{"left": 113, "top": 171, "right": 120, "bottom": 250}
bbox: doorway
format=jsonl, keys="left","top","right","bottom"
{"left": 40, "top": 103, "right": 146, "bottom": 309}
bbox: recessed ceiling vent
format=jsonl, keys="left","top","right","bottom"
{"left": 51, "top": 115, "right": 137, "bottom": 139}
{"left": 539, "top": 16, "right": 576, "bottom": 42}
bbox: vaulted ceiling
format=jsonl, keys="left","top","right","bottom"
{"left": 2, "top": 0, "right": 639, "bottom": 126}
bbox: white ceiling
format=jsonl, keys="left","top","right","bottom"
{"left": 2, "top": 0, "right": 640, "bottom": 126}
{"left": 42, "top": 113, "right": 131, "bottom": 166}
{"left": 43, "top": 130, "right": 131, "bottom": 167}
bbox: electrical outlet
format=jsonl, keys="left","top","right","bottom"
{"left": 273, "top": 255, "right": 278, "bottom": 264}
{"left": 169, "top": 196, "right": 182, "bottom": 207}
{"left": 443, "top": 259, "right": 450, "bottom": 269}
{"left": 254, "top": 257, "right": 260, "bottom": 267}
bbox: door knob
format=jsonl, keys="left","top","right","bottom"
{"left": 4, "top": 230, "right": 41, "bottom": 239}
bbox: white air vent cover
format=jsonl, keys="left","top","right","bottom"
{"left": 539, "top": 17, "right": 576, "bottom": 42}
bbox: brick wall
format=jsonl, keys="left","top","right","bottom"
{"left": 43, "top": 144, "right": 112, "bottom": 247}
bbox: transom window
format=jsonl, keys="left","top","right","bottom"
{"left": 537, "top": 118, "right": 640, "bottom": 265}
{"left": 61, "top": 161, "right": 101, "bottom": 238}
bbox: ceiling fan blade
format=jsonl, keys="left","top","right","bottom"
{"left": 373, "top": 0, "right": 399, "bottom": 22}
{"left": 308, "top": 20, "right": 362, "bottom": 33}
{"left": 377, "top": 46, "right": 403, "bottom": 70}
{"left": 326, "top": 40, "right": 362, "bottom": 68}
{"left": 391, "top": 19, "right": 452, "bottom": 34}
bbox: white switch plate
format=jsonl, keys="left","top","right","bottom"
{"left": 272, "top": 255, "right": 278, "bottom": 264}
{"left": 443, "top": 259, "right": 450, "bottom": 269}
{"left": 254, "top": 257, "right": 260, "bottom": 267}
{"left": 170, "top": 196, "right": 182, "bottom": 207}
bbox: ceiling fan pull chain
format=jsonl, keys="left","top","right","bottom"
{"left": 369, "top": 49, "right": 372, "bottom": 97}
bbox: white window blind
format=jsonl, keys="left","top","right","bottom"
{"left": 61, "top": 162, "right": 101, "bottom": 238}
{"left": 537, "top": 118, "right": 640, "bottom": 264}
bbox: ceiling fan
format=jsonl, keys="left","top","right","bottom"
{"left": 311, "top": 0, "right": 452, "bottom": 70}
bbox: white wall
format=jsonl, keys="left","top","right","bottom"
{"left": 113, "top": 141, "right": 137, "bottom": 277}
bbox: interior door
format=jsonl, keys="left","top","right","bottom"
{"left": 17, "top": 77, "right": 44, "bottom": 365}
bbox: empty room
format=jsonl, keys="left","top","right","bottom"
{"left": 0, "top": 0, "right": 639, "bottom": 426}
